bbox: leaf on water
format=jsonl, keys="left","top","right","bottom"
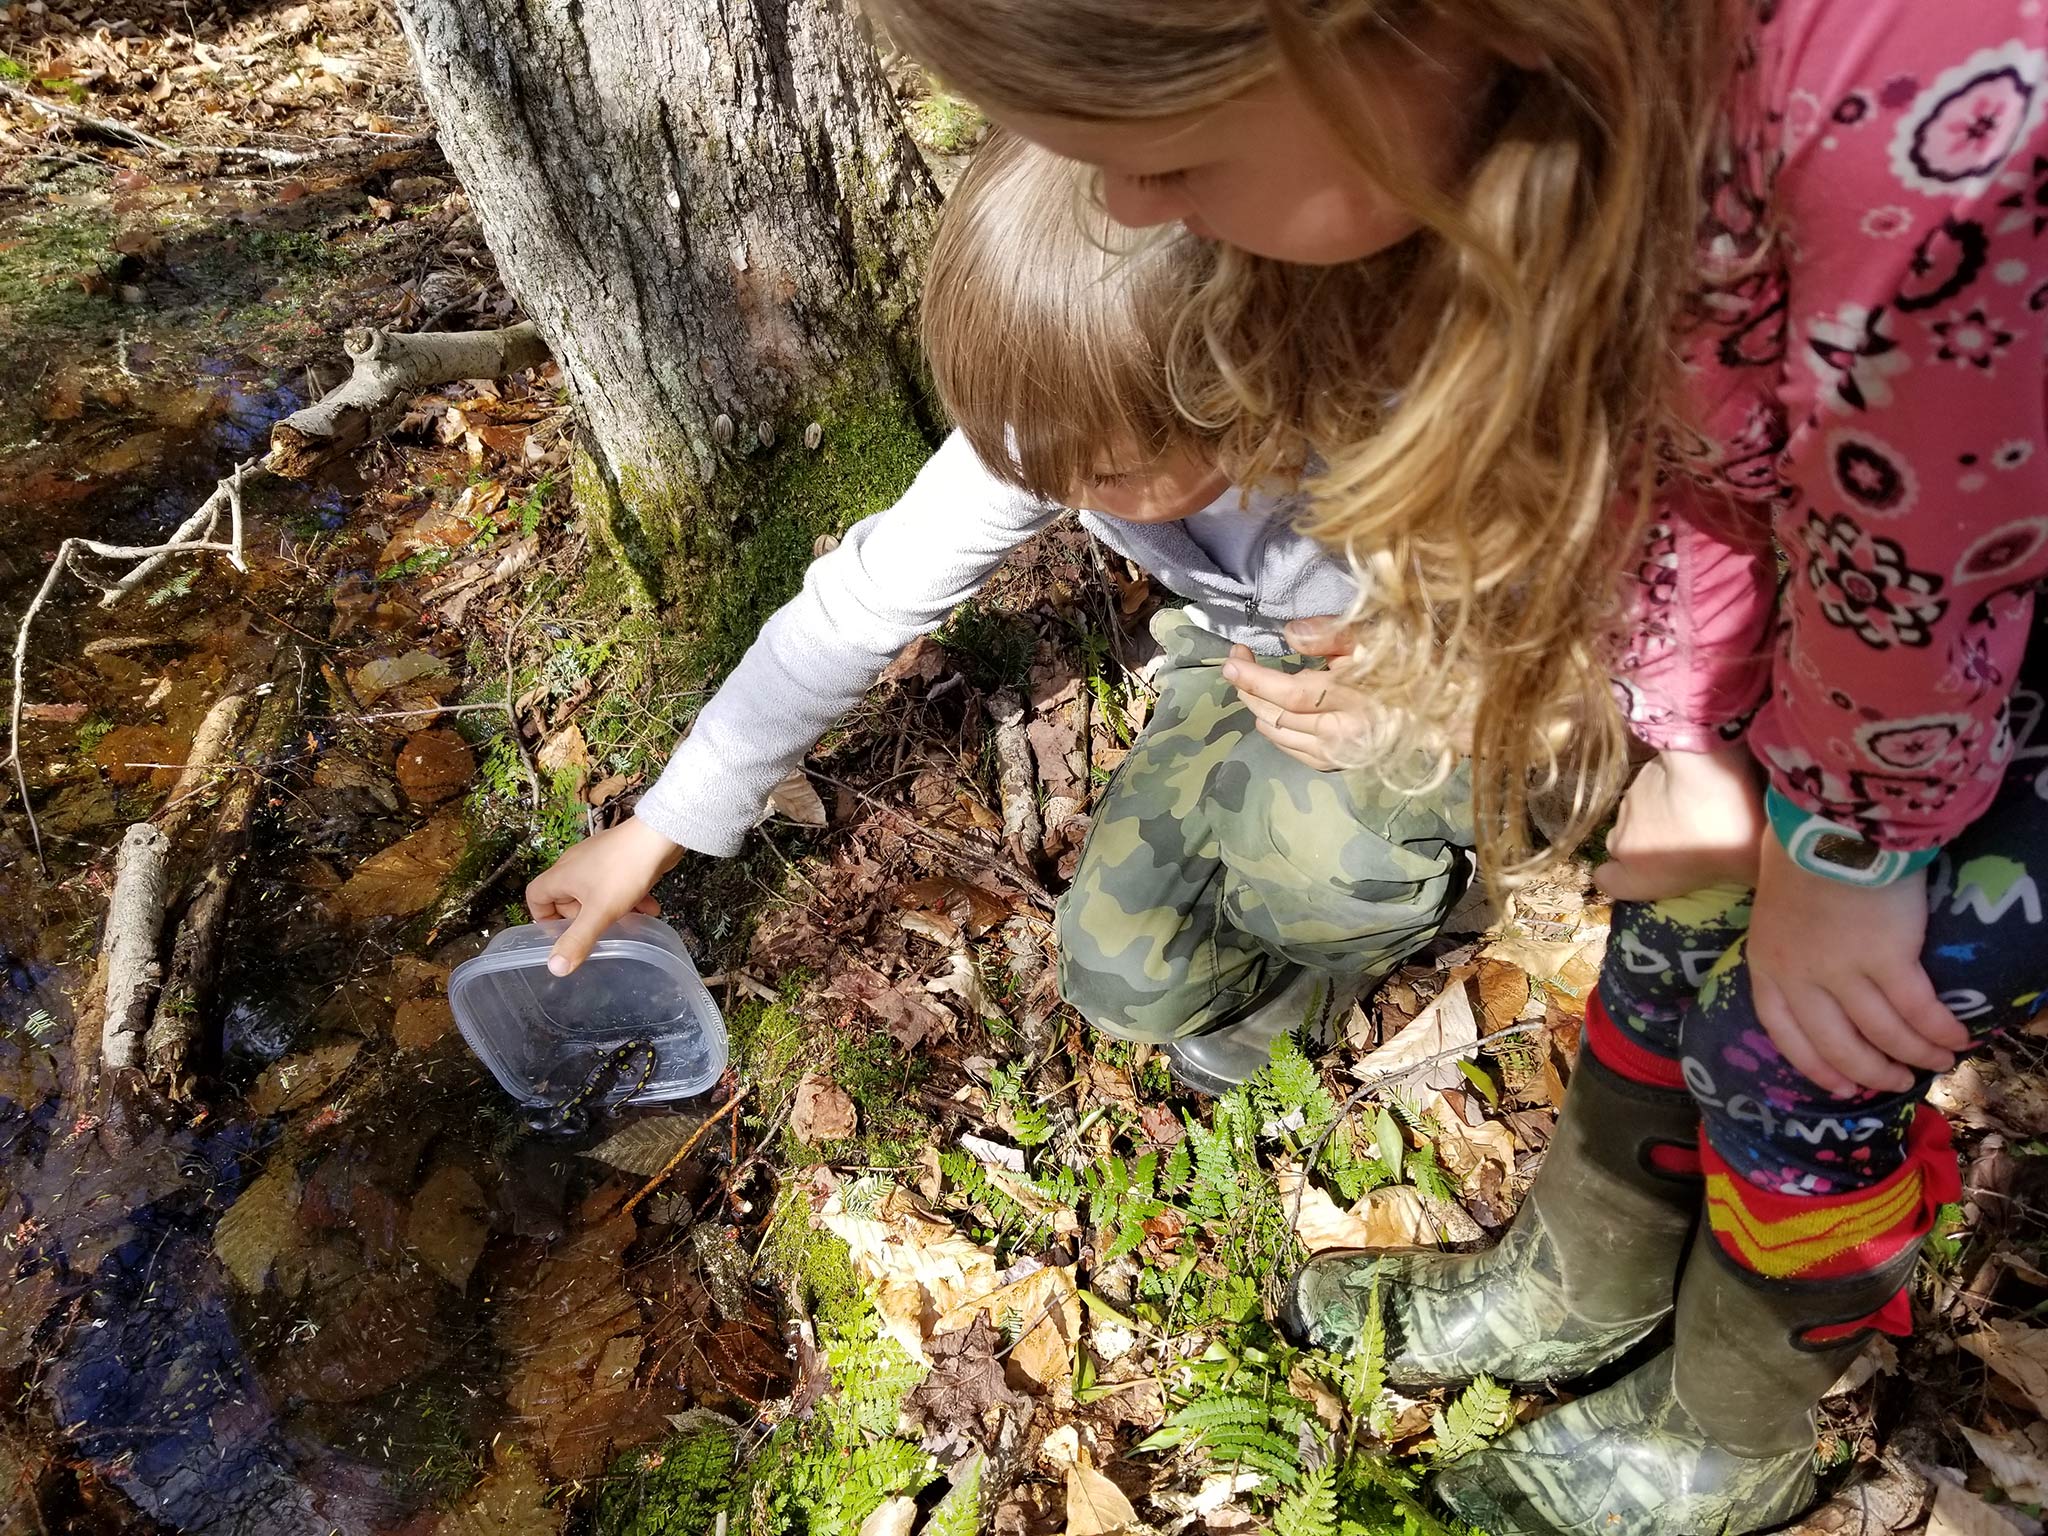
{"left": 1961, "top": 1425, "right": 2048, "bottom": 1506}
{"left": 392, "top": 995, "right": 457, "bottom": 1051}
{"left": 1961, "top": 1320, "right": 2048, "bottom": 1418}
{"left": 246, "top": 1038, "right": 362, "bottom": 1116}
{"left": 791, "top": 1074, "right": 857, "bottom": 1144}
{"left": 276, "top": 1269, "right": 449, "bottom": 1404}
{"left": 761, "top": 767, "right": 827, "bottom": 828}
{"left": 433, "top": 1446, "right": 562, "bottom": 1536}
{"left": 407, "top": 1163, "right": 491, "bottom": 1292}
{"left": 583, "top": 1114, "right": 710, "bottom": 1176}
{"left": 350, "top": 649, "right": 450, "bottom": 701}
{"left": 1352, "top": 972, "right": 1479, "bottom": 1092}
{"left": 213, "top": 1166, "right": 301, "bottom": 1293}
{"left": 395, "top": 727, "right": 476, "bottom": 806}
{"left": 1064, "top": 1460, "right": 1140, "bottom": 1536}
{"left": 333, "top": 813, "right": 466, "bottom": 920}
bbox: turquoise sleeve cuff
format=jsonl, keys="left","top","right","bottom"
{"left": 1764, "top": 787, "right": 1941, "bottom": 887}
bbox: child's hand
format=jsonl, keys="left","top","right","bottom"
{"left": 1595, "top": 745, "right": 1767, "bottom": 903}
{"left": 1744, "top": 835, "right": 1972, "bottom": 1096}
{"left": 525, "top": 815, "right": 685, "bottom": 976}
{"left": 1222, "top": 617, "right": 1372, "bottom": 771}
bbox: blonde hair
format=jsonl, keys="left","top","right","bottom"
{"left": 922, "top": 130, "right": 1215, "bottom": 502}
{"left": 881, "top": 0, "right": 1730, "bottom": 883}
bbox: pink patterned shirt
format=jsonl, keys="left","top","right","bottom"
{"left": 1616, "top": 0, "right": 2048, "bottom": 852}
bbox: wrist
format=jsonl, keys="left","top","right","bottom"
{"left": 623, "top": 814, "right": 686, "bottom": 869}
{"left": 1763, "top": 787, "right": 1937, "bottom": 888}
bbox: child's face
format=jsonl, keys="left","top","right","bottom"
{"left": 1072, "top": 444, "right": 1229, "bottom": 524}
{"left": 991, "top": 24, "right": 1496, "bottom": 266}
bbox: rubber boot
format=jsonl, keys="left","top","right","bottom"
{"left": 1432, "top": 1228, "right": 1918, "bottom": 1534}
{"left": 1282, "top": 1050, "right": 1700, "bottom": 1387}
{"left": 1164, "top": 967, "right": 1357, "bottom": 1096}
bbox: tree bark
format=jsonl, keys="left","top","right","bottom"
{"left": 394, "top": 0, "right": 941, "bottom": 614}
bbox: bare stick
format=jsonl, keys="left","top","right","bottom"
{"left": 622, "top": 1086, "right": 751, "bottom": 1216}
{"left": 101, "top": 823, "right": 171, "bottom": 1074}
{"left": 266, "top": 323, "right": 550, "bottom": 478}
{"left": 0, "top": 80, "right": 320, "bottom": 166}
{"left": 157, "top": 692, "right": 247, "bottom": 840}
{"left": 102, "top": 460, "right": 259, "bottom": 607}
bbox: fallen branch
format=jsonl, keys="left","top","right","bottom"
{"left": 0, "top": 79, "right": 323, "bottom": 166}
{"left": 144, "top": 684, "right": 294, "bottom": 1102}
{"left": 5, "top": 461, "right": 257, "bottom": 863}
{"left": 984, "top": 691, "right": 1042, "bottom": 863}
{"left": 156, "top": 691, "right": 248, "bottom": 840}
{"left": 266, "top": 322, "right": 550, "bottom": 478}
{"left": 101, "top": 823, "right": 171, "bottom": 1075}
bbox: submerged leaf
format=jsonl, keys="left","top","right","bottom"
{"left": 213, "top": 1166, "right": 301, "bottom": 1293}
{"left": 583, "top": 1114, "right": 709, "bottom": 1175}
{"left": 333, "top": 814, "right": 465, "bottom": 920}
{"left": 246, "top": 1039, "right": 362, "bottom": 1117}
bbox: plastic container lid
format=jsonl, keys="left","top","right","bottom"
{"left": 448, "top": 914, "right": 726, "bottom": 1108}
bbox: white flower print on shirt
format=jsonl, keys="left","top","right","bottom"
{"left": 1804, "top": 304, "right": 1911, "bottom": 412}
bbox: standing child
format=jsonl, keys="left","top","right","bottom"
{"left": 526, "top": 133, "right": 1472, "bottom": 1095}
{"left": 873, "top": 1, "right": 2048, "bottom": 1533}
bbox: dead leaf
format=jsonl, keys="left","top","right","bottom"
{"left": 351, "top": 649, "right": 450, "bottom": 701}
{"left": 1352, "top": 973, "right": 1479, "bottom": 1092}
{"left": 408, "top": 1164, "right": 490, "bottom": 1291}
{"left": 537, "top": 723, "right": 590, "bottom": 792}
{"left": 395, "top": 726, "right": 476, "bottom": 806}
{"left": 1475, "top": 959, "right": 1531, "bottom": 1032}
{"left": 213, "top": 1166, "right": 300, "bottom": 1292}
{"left": 1064, "top": 1460, "right": 1139, "bottom": 1536}
{"left": 247, "top": 1038, "right": 363, "bottom": 1116}
{"left": 1963, "top": 1425, "right": 2048, "bottom": 1506}
{"left": 1927, "top": 1477, "right": 2029, "bottom": 1536}
{"left": 901, "top": 1311, "right": 1024, "bottom": 1436}
{"left": 792, "top": 1075, "right": 857, "bottom": 1143}
{"left": 858, "top": 1499, "right": 918, "bottom": 1536}
{"left": 333, "top": 814, "right": 466, "bottom": 920}
{"left": 1422, "top": 1091, "right": 1515, "bottom": 1191}
{"left": 1277, "top": 1164, "right": 1477, "bottom": 1252}
{"left": 828, "top": 962, "right": 953, "bottom": 1049}
{"left": 93, "top": 724, "right": 181, "bottom": 788}
{"left": 1776, "top": 1456, "right": 1927, "bottom": 1535}
{"left": 762, "top": 768, "right": 826, "bottom": 828}
{"left": 1961, "top": 1321, "right": 2048, "bottom": 1418}
{"left": 879, "top": 635, "right": 950, "bottom": 685}
{"left": 583, "top": 1114, "right": 711, "bottom": 1175}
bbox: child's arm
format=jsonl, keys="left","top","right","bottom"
{"left": 530, "top": 431, "right": 1059, "bottom": 972}
{"left": 1676, "top": 10, "right": 2048, "bottom": 1088}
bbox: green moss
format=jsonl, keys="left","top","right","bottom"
{"left": 0, "top": 55, "right": 29, "bottom": 83}
{"left": 906, "top": 89, "right": 985, "bottom": 156}
{"left": 0, "top": 207, "right": 118, "bottom": 335}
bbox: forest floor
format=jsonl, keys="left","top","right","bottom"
{"left": 1, "top": 3, "right": 2046, "bottom": 1535}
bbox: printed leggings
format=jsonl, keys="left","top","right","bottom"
{"left": 1597, "top": 677, "right": 2048, "bottom": 1199}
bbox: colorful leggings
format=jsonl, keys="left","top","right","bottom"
{"left": 1597, "top": 678, "right": 2048, "bottom": 1200}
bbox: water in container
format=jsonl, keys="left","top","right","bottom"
{"left": 447, "top": 913, "right": 726, "bottom": 1114}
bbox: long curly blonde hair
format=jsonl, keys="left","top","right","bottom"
{"left": 877, "top": 0, "right": 1732, "bottom": 882}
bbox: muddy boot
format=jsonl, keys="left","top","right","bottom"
{"left": 1282, "top": 1051, "right": 1699, "bottom": 1387}
{"left": 1164, "top": 967, "right": 1357, "bottom": 1097}
{"left": 1431, "top": 1229, "right": 1919, "bottom": 1535}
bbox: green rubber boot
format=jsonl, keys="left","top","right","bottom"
{"left": 1282, "top": 1052, "right": 1700, "bottom": 1387}
{"left": 1432, "top": 1232, "right": 1917, "bottom": 1534}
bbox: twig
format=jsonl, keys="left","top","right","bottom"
{"left": 5, "top": 463, "right": 259, "bottom": 863}
{"left": 622, "top": 1086, "right": 751, "bottom": 1216}
{"left": 808, "top": 768, "right": 1052, "bottom": 906}
{"left": 1288, "top": 1017, "right": 1552, "bottom": 1234}
{"left": 0, "top": 80, "right": 320, "bottom": 165}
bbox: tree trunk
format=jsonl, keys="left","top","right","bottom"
{"left": 394, "top": 0, "right": 941, "bottom": 643}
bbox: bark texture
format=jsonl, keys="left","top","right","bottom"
{"left": 395, "top": 0, "right": 941, "bottom": 602}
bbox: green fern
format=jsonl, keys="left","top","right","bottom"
{"left": 1273, "top": 1461, "right": 1340, "bottom": 1536}
{"left": 1428, "top": 1375, "right": 1513, "bottom": 1466}
{"left": 594, "top": 1416, "right": 737, "bottom": 1535}
{"left": 922, "top": 1447, "right": 985, "bottom": 1536}
{"left": 1349, "top": 1273, "right": 1389, "bottom": 1431}
{"left": 1404, "top": 1145, "right": 1460, "bottom": 1204}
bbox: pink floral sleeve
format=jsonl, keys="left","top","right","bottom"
{"left": 1619, "top": 0, "right": 2048, "bottom": 852}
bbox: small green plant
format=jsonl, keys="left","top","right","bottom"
{"left": 594, "top": 1416, "right": 739, "bottom": 1536}
{"left": 1426, "top": 1376, "right": 1513, "bottom": 1467}
{"left": 937, "top": 600, "right": 1035, "bottom": 690}
{"left": 146, "top": 570, "right": 197, "bottom": 607}
{"left": 75, "top": 717, "right": 113, "bottom": 754}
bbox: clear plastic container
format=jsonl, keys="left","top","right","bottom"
{"left": 448, "top": 914, "right": 726, "bottom": 1109}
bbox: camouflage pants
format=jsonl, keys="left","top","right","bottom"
{"left": 1056, "top": 609, "right": 1474, "bottom": 1043}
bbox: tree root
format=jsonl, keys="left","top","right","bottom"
{"left": 265, "top": 322, "right": 549, "bottom": 478}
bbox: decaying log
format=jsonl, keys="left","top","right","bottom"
{"left": 157, "top": 691, "right": 248, "bottom": 839}
{"left": 100, "top": 822, "right": 171, "bottom": 1074}
{"left": 266, "top": 322, "right": 550, "bottom": 478}
{"left": 985, "top": 691, "right": 1042, "bottom": 863}
{"left": 144, "top": 686, "right": 293, "bottom": 1102}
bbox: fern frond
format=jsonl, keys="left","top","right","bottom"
{"left": 1273, "top": 1461, "right": 1340, "bottom": 1536}
{"left": 1350, "top": 1272, "right": 1387, "bottom": 1425}
{"left": 1428, "top": 1374, "right": 1513, "bottom": 1465}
